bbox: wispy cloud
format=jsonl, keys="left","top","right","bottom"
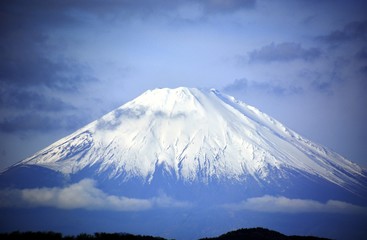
{"left": 0, "top": 87, "right": 74, "bottom": 111}
{"left": 248, "top": 42, "right": 321, "bottom": 63}
{"left": 0, "top": 4, "right": 97, "bottom": 134}
{"left": 355, "top": 47, "right": 367, "bottom": 60}
{"left": 0, "top": 179, "right": 190, "bottom": 211}
{"left": 222, "top": 195, "right": 367, "bottom": 214}
{"left": 223, "top": 78, "right": 303, "bottom": 96}
{"left": 0, "top": 113, "right": 87, "bottom": 133}
{"left": 317, "top": 20, "right": 367, "bottom": 45}
{"left": 200, "top": 0, "right": 256, "bottom": 14}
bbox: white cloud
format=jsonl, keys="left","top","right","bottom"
{"left": 0, "top": 179, "right": 190, "bottom": 211}
{"left": 222, "top": 195, "right": 367, "bottom": 214}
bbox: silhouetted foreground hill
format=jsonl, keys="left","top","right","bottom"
{"left": 0, "top": 228, "right": 330, "bottom": 240}
{"left": 200, "top": 227, "right": 331, "bottom": 240}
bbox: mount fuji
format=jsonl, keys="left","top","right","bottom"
{"left": 1, "top": 87, "right": 367, "bottom": 240}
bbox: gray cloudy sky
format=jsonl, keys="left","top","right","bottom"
{"left": 0, "top": 0, "right": 366, "bottom": 170}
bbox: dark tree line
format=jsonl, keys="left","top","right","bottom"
{"left": 0, "top": 231, "right": 168, "bottom": 240}
{"left": 0, "top": 228, "right": 330, "bottom": 240}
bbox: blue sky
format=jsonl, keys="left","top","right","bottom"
{"left": 0, "top": 0, "right": 366, "bottom": 170}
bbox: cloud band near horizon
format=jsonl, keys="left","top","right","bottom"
{"left": 0, "top": 179, "right": 366, "bottom": 215}
{"left": 0, "top": 178, "right": 191, "bottom": 211}
{"left": 222, "top": 195, "right": 367, "bottom": 214}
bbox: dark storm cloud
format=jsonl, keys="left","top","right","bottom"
{"left": 223, "top": 78, "right": 303, "bottom": 96}
{"left": 317, "top": 20, "right": 367, "bottom": 45}
{"left": 248, "top": 42, "right": 321, "bottom": 63}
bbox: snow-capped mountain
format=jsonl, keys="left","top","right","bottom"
{"left": 1, "top": 87, "right": 367, "bottom": 240}
{"left": 9, "top": 87, "right": 365, "bottom": 195}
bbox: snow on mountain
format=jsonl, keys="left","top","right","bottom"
{"left": 16, "top": 87, "right": 365, "bottom": 192}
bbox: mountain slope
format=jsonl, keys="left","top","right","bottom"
{"left": 12, "top": 87, "right": 365, "bottom": 194}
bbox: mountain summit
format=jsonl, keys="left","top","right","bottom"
{"left": 1, "top": 87, "right": 367, "bottom": 240}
